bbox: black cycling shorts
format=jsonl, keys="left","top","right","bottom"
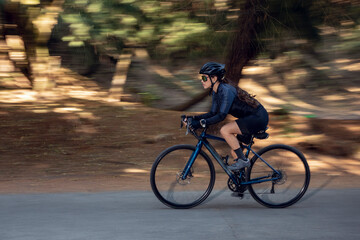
{"left": 236, "top": 106, "right": 269, "bottom": 135}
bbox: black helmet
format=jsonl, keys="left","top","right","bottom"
{"left": 199, "top": 62, "right": 225, "bottom": 78}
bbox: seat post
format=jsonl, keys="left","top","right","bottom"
{"left": 243, "top": 136, "right": 254, "bottom": 158}
{"left": 249, "top": 135, "right": 255, "bottom": 146}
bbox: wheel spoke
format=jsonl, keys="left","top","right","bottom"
{"left": 248, "top": 144, "right": 310, "bottom": 208}
{"left": 150, "top": 145, "right": 215, "bottom": 209}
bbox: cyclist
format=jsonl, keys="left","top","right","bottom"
{"left": 186, "top": 62, "right": 269, "bottom": 171}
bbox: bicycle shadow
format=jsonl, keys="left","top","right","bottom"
{"left": 204, "top": 186, "right": 228, "bottom": 203}
{"left": 298, "top": 175, "right": 338, "bottom": 203}
{"left": 203, "top": 186, "right": 263, "bottom": 209}
{"left": 204, "top": 174, "right": 338, "bottom": 208}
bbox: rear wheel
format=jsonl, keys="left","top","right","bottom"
{"left": 150, "top": 145, "right": 215, "bottom": 209}
{"left": 247, "top": 144, "right": 310, "bottom": 208}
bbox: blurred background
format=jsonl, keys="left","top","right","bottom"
{"left": 0, "top": 0, "right": 359, "bottom": 192}
{"left": 0, "top": 0, "right": 359, "bottom": 115}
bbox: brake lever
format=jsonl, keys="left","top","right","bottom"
{"left": 180, "top": 115, "right": 192, "bottom": 135}
{"left": 186, "top": 117, "right": 192, "bottom": 135}
{"left": 180, "top": 115, "right": 185, "bottom": 129}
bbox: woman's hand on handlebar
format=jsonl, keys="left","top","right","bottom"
{"left": 181, "top": 115, "right": 206, "bottom": 131}
{"left": 181, "top": 115, "right": 192, "bottom": 127}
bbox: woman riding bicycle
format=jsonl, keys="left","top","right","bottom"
{"left": 186, "top": 62, "right": 269, "bottom": 171}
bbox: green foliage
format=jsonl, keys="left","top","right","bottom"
{"left": 58, "top": 0, "right": 359, "bottom": 63}
{"left": 335, "top": 25, "right": 360, "bottom": 52}
{"left": 139, "top": 85, "right": 162, "bottom": 106}
{"left": 60, "top": 0, "right": 223, "bottom": 58}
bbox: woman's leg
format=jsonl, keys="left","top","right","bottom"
{"left": 220, "top": 121, "right": 242, "bottom": 159}
{"left": 221, "top": 121, "right": 250, "bottom": 170}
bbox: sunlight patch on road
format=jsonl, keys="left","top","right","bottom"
{"left": 346, "top": 87, "right": 360, "bottom": 93}
{"left": 53, "top": 107, "right": 82, "bottom": 113}
{"left": 0, "top": 90, "right": 37, "bottom": 103}
{"left": 322, "top": 95, "right": 347, "bottom": 101}
{"left": 342, "top": 124, "right": 360, "bottom": 132}
{"left": 340, "top": 62, "right": 360, "bottom": 71}
{"left": 77, "top": 112, "right": 100, "bottom": 120}
{"left": 32, "top": 109, "right": 51, "bottom": 113}
{"left": 335, "top": 58, "right": 351, "bottom": 64}
{"left": 292, "top": 110, "right": 313, "bottom": 115}
{"left": 242, "top": 66, "right": 272, "bottom": 75}
{"left": 123, "top": 168, "right": 149, "bottom": 173}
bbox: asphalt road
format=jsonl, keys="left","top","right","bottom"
{"left": 1, "top": 188, "right": 359, "bottom": 240}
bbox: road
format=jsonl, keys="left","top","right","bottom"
{"left": 1, "top": 188, "right": 359, "bottom": 240}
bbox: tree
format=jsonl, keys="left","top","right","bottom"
{"left": 58, "top": 0, "right": 213, "bottom": 100}
{"left": 225, "top": 0, "right": 266, "bottom": 83}
{"left": 59, "top": 0, "right": 212, "bottom": 59}
{"left": 2, "top": 0, "right": 65, "bottom": 90}
{"left": 225, "top": 0, "right": 358, "bottom": 85}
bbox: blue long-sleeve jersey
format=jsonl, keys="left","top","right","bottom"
{"left": 193, "top": 83, "right": 262, "bottom": 125}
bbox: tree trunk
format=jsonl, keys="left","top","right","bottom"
{"left": 30, "top": 1, "right": 64, "bottom": 90}
{"left": 225, "top": 0, "right": 266, "bottom": 85}
{"left": 2, "top": 1, "right": 33, "bottom": 82}
{"left": 109, "top": 52, "right": 133, "bottom": 101}
{"left": 3, "top": 0, "right": 64, "bottom": 90}
{"left": 170, "top": 0, "right": 267, "bottom": 111}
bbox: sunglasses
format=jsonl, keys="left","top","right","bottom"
{"left": 201, "top": 76, "right": 209, "bottom": 82}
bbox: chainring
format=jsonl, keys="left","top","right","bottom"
{"left": 227, "top": 170, "right": 248, "bottom": 193}
{"left": 227, "top": 178, "right": 238, "bottom": 192}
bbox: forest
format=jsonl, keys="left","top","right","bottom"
{"left": 0, "top": 0, "right": 359, "bottom": 193}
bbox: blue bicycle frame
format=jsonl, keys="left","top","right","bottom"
{"left": 181, "top": 128, "right": 282, "bottom": 186}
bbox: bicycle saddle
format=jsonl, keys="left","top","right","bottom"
{"left": 236, "top": 128, "right": 269, "bottom": 144}
{"left": 254, "top": 128, "right": 269, "bottom": 140}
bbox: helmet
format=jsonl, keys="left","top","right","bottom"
{"left": 199, "top": 62, "right": 225, "bottom": 78}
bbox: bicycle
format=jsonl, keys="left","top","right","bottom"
{"left": 150, "top": 116, "right": 311, "bottom": 209}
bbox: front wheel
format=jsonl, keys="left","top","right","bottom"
{"left": 150, "top": 144, "right": 215, "bottom": 209}
{"left": 247, "top": 144, "right": 310, "bottom": 208}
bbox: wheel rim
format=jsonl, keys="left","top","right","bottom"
{"left": 249, "top": 146, "right": 310, "bottom": 207}
{"left": 152, "top": 146, "right": 214, "bottom": 208}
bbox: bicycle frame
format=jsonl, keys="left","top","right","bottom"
{"left": 181, "top": 128, "right": 282, "bottom": 186}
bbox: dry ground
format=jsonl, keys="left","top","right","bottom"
{"left": 0, "top": 80, "right": 359, "bottom": 194}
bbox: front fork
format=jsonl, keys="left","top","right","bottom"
{"left": 181, "top": 141, "right": 203, "bottom": 180}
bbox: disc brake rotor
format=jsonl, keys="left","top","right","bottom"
{"left": 176, "top": 170, "right": 193, "bottom": 185}
{"left": 273, "top": 170, "right": 287, "bottom": 185}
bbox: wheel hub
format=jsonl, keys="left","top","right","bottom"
{"left": 176, "top": 172, "right": 192, "bottom": 185}
{"left": 272, "top": 170, "right": 287, "bottom": 185}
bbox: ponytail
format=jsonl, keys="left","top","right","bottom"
{"left": 220, "top": 77, "right": 259, "bottom": 108}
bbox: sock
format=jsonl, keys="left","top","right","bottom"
{"left": 234, "top": 148, "right": 246, "bottom": 161}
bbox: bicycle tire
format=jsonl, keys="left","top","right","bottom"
{"left": 247, "top": 144, "right": 310, "bottom": 208}
{"left": 150, "top": 144, "right": 215, "bottom": 209}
